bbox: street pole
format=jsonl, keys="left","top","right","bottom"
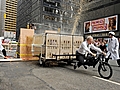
{"left": 60, "top": 13, "right": 63, "bottom": 33}
{"left": 59, "top": 10, "right": 65, "bottom": 34}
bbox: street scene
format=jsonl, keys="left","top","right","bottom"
{"left": 0, "top": 0, "right": 120, "bottom": 90}
{"left": 0, "top": 55, "right": 120, "bottom": 90}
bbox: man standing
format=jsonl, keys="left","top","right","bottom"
{"left": 0, "top": 37, "right": 7, "bottom": 59}
{"left": 106, "top": 32, "right": 120, "bottom": 66}
{"left": 117, "top": 38, "right": 120, "bottom": 66}
{"left": 74, "top": 36, "right": 106, "bottom": 69}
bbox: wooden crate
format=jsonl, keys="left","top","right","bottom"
{"left": 19, "top": 28, "right": 34, "bottom": 59}
{"left": 72, "top": 36, "right": 83, "bottom": 58}
{"left": 32, "top": 46, "right": 45, "bottom": 56}
{"left": 33, "top": 34, "right": 45, "bottom": 45}
{"left": 45, "top": 30, "right": 58, "bottom": 34}
{"left": 45, "top": 33, "right": 60, "bottom": 59}
{"left": 32, "top": 34, "right": 45, "bottom": 56}
{"left": 59, "top": 35, "right": 72, "bottom": 59}
{"left": 31, "top": 32, "right": 83, "bottom": 61}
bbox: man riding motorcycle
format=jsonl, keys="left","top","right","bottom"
{"left": 74, "top": 36, "right": 106, "bottom": 69}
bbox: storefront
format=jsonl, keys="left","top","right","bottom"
{"left": 84, "top": 15, "right": 120, "bottom": 39}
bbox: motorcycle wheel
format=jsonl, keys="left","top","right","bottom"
{"left": 98, "top": 62, "right": 113, "bottom": 79}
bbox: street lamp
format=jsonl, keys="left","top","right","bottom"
{"left": 59, "top": 10, "right": 65, "bottom": 34}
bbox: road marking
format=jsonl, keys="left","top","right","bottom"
{"left": 93, "top": 76, "right": 120, "bottom": 86}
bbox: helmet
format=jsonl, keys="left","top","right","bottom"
{"left": 109, "top": 32, "right": 115, "bottom": 36}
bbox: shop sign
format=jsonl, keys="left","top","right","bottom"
{"left": 84, "top": 15, "right": 118, "bottom": 33}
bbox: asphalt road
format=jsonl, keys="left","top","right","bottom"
{"left": 0, "top": 59, "right": 120, "bottom": 90}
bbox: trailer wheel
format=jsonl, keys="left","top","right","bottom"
{"left": 42, "top": 61, "right": 46, "bottom": 67}
{"left": 67, "top": 60, "right": 72, "bottom": 65}
{"left": 46, "top": 62, "right": 51, "bottom": 67}
{"left": 39, "top": 57, "right": 43, "bottom": 65}
{"left": 39, "top": 57, "right": 46, "bottom": 67}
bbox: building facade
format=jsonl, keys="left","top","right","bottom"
{"left": 16, "top": 0, "right": 81, "bottom": 40}
{"left": 5, "top": 0, "right": 17, "bottom": 32}
{"left": 0, "top": 0, "right": 6, "bottom": 36}
{"left": 80, "top": 0, "right": 120, "bottom": 38}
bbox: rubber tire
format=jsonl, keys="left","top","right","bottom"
{"left": 67, "top": 60, "right": 72, "bottom": 65}
{"left": 42, "top": 61, "right": 46, "bottom": 67}
{"left": 39, "top": 57, "right": 46, "bottom": 67}
{"left": 39, "top": 58, "right": 43, "bottom": 65}
{"left": 117, "top": 59, "right": 120, "bottom": 66}
{"left": 98, "top": 62, "right": 113, "bottom": 79}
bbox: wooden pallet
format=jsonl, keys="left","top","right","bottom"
{"left": 0, "top": 58, "right": 22, "bottom": 62}
{"left": 0, "top": 57, "right": 39, "bottom": 62}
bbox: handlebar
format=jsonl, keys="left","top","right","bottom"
{"left": 95, "top": 52, "right": 111, "bottom": 59}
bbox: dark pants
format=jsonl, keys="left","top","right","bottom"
{"left": 119, "top": 50, "right": 120, "bottom": 57}
{"left": 2, "top": 49, "right": 6, "bottom": 57}
{"left": 76, "top": 51, "right": 85, "bottom": 65}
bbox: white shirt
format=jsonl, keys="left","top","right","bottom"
{"left": 77, "top": 41, "right": 102, "bottom": 55}
{"left": 0, "top": 37, "right": 4, "bottom": 51}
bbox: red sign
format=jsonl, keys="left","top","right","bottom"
{"left": 91, "top": 19, "right": 105, "bottom": 26}
{"left": 84, "top": 15, "right": 118, "bottom": 33}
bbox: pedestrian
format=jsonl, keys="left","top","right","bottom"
{"left": 104, "top": 40, "right": 108, "bottom": 47}
{"left": 74, "top": 36, "right": 106, "bottom": 69}
{"left": 105, "top": 32, "right": 120, "bottom": 66}
{"left": 118, "top": 38, "right": 120, "bottom": 55}
{"left": 99, "top": 42, "right": 107, "bottom": 52}
{"left": 0, "top": 37, "right": 8, "bottom": 59}
{"left": 94, "top": 39, "right": 100, "bottom": 47}
{"left": 117, "top": 38, "right": 120, "bottom": 66}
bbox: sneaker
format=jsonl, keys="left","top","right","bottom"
{"left": 78, "top": 64, "right": 81, "bottom": 68}
{"left": 83, "top": 65, "right": 87, "bottom": 69}
{"left": 117, "top": 59, "right": 120, "bottom": 67}
{"left": 77, "top": 62, "right": 81, "bottom": 68}
{"left": 74, "top": 65, "right": 77, "bottom": 69}
{"left": 4, "top": 56, "right": 9, "bottom": 59}
{"left": 105, "top": 58, "right": 109, "bottom": 63}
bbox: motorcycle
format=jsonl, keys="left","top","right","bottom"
{"left": 74, "top": 53, "right": 113, "bottom": 79}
